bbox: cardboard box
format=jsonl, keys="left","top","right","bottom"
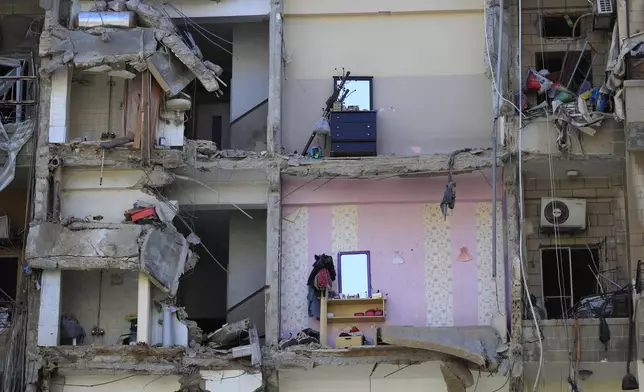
{"left": 335, "top": 335, "right": 363, "bottom": 349}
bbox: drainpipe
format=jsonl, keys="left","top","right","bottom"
{"left": 492, "top": 0, "right": 504, "bottom": 278}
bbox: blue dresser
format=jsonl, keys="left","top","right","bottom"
{"left": 329, "top": 111, "right": 377, "bottom": 157}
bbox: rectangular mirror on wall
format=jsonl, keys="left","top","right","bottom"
{"left": 333, "top": 76, "right": 374, "bottom": 111}
{"left": 338, "top": 251, "right": 371, "bottom": 297}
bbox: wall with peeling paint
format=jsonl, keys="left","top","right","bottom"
{"left": 280, "top": 172, "right": 506, "bottom": 346}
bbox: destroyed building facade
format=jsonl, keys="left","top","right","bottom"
{"left": 0, "top": 0, "right": 643, "bottom": 391}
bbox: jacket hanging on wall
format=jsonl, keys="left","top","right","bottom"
{"left": 306, "top": 254, "right": 336, "bottom": 319}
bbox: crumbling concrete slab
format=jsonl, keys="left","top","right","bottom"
{"left": 25, "top": 223, "right": 143, "bottom": 269}
{"left": 208, "top": 319, "right": 251, "bottom": 348}
{"left": 378, "top": 326, "right": 500, "bottom": 368}
{"left": 267, "top": 345, "right": 454, "bottom": 370}
{"left": 440, "top": 359, "right": 474, "bottom": 392}
{"left": 140, "top": 227, "right": 188, "bottom": 296}
{"left": 49, "top": 143, "right": 185, "bottom": 169}
{"left": 147, "top": 52, "right": 195, "bottom": 97}
{"left": 40, "top": 27, "right": 158, "bottom": 75}
{"left": 283, "top": 149, "right": 505, "bottom": 179}
{"left": 155, "top": 30, "right": 221, "bottom": 93}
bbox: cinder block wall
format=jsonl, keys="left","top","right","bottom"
{"left": 523, "top": 318, "right": 631, "bottom": 362}
{"left": 523, "top": 176, "right": 628, "bottom": 297}
{"left": 509, "top": 0, "right": 610, "bottom": 88}
{"left": 68, "top": 73, "right": 126, "bottom": 142}
{"left": 61, "top": 270, "right": 138, "bottom": 346}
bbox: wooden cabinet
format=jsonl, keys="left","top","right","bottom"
{"left": 327, "top": 297, "right": 386, "bottom": 324}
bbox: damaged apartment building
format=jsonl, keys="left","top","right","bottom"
{"left": 4, "top": 0, "right": 644, "bottom": 391}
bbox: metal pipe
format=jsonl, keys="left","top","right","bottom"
{"left": 492, "top": 0, "right": 504, "bottom": 278}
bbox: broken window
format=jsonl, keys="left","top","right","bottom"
{"left": 535, "top": 51, "right": 592, "bottom": 99}
{"left": 541, "top": 247, "right": 598, "bottom": 319}
{"left": 540, "top": 15, "right": 582, "bottom": 38}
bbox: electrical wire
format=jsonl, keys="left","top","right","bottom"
{"left": 52, "top": 374, "right": 138, "bottom": 387}
{"left": 514, "top": 0, "right": 543, "bottom": 390}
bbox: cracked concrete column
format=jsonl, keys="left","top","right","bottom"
{"left": 265, "top": 165, "right": 281, "bottom": 345}
{"left": 267, "top": 0, "right": 283, "bottom": 154}
{"left": 440, "top": 359, "right": 474, "bottom": 392}
{"left": 504, "top": 163, "right": 523, "bottom": 392}
{"left": 37, "top": 270, "right": 61, "bottom": 346}
{"left": 137, "top": 273, "right": 151, "bottom": 344}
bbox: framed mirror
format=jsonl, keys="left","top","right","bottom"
{"left": 337, "top": 251, "right": 371, "bottom": 297}
{"left": 333, "top": 76, "right": 374, "bottom": 111}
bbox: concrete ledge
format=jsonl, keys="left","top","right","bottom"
{"left": 26, "top": 222, "right": 144, "bottom": 270}
{"left": 283, "top": 149, "right": 504, "bottom": 179}
{"left": 28, "top": 256, "right": 140, "bottom": 270}
{"left": 49, "top": 143, "right": 185, "bottom": 169}
{"left": 266, "top": 345, "right": 478, "bottom": 370}
{"left": 37, "top": 345, "right": 254, "bottom": 374}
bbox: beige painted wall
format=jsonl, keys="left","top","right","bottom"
{"left": 282, "top": 12, "right": 493, "bottom": 156}
{"left": 284, "top": 0, "right": 483, "bottom": 15}
{"left": 279, "top": 363, "right": 508, "bottom": 392}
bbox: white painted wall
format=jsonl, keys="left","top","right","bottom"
{"left": 227, "top": 210, "right": 266, "bottom": 335}
{"left": 37, "top": 270, "right": 62, "bottom": 346}
{"left": 60, "top": 169, "right": 177, "bottom": 223}
{"left": 231, "top": 22, "right": 269, "bottom": 121}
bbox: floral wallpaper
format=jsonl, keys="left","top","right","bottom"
{"left": 280, "top": 207, "right": 309, "bottom": 338}
{"left": 476, "top": 202, "right": 505, "bottom": 325}
{"left": 424, "top": 203, "right": 454, "bottom": 326}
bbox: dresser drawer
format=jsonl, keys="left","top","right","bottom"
{"left": 330, "top": 142, "right": 377, "bottom": 157}
{"left": 331, "top": 122, "right": 376, "bottom": 142}
{"left": 330, "top": 111, "right": 377, "bottom": 123}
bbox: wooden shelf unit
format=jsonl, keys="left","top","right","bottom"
{"left": 326, "top": 297, "right": 386, "bottom": 324}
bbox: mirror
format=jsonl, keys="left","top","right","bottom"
{"left": 338, "top": 251, "right": 371, "bottom": 297}
{"left": 333, "top": 77, "right": 373, "bottom": 111}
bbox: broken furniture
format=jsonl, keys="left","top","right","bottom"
{"left": 329, "top": 76, "right": 377, "bottom": 157}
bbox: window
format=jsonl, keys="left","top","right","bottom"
{"left": 541, "top": 15, "right": 582, "bottom": 38}
{"left": 535, "top": 51, "right": 592, "bottom": 97}
{"left": 541, "top": 247, "right": 598, "bottom": 319}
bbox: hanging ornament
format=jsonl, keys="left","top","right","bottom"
{"left": 456, "top": 246, "right": 472, "bottom": 263}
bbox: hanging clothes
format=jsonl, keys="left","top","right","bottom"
{"left": 306, "top": 254, "right": 336, "bottom": 319}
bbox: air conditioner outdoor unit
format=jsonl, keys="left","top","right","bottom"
{"left": 540, "top": 197, "right": 587, "bottom": 233}
{"left": 594, "top": 0, "right": 616, "bottom": 31}
{"left": 0, "top": 215, "right": 9, "bottom": 239}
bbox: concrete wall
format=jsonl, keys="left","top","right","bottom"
{"left": 61, "top": 270, "right": 139, "bottom": 346}
{"left": 524, "top": 362, "right": 629, "bottom": 392}
{"left": 282, "top": 7, "right": 492, "bottom": 156}
{"left": 521, "top": 118, "right": 625, "bottom": 155}
{"left": 523, "top": 318, "right": 630, "bottom": 362}
{"left": 229, "top": 22, "right": 268, "bottom": 151}
{"left": 231, "top": 23, "right": 268, "bottom": 121}
{"left": 228, "top": 210, "right": 266, "bottom": 335}
{"left": 280, "top": 173, "right": 506, "bottom": 346}
{"left": 69, "top": 73, "right": 126, "bottom": 142}
{"left": 523, "top": 176, "right": 628, "bottom": 296}
{"left": 279, "top": 363, "right": 508, "bottom": 392}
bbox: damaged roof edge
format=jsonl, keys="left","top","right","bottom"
{"left": 38, "top": 0, "right": 223, "bottom": 93}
